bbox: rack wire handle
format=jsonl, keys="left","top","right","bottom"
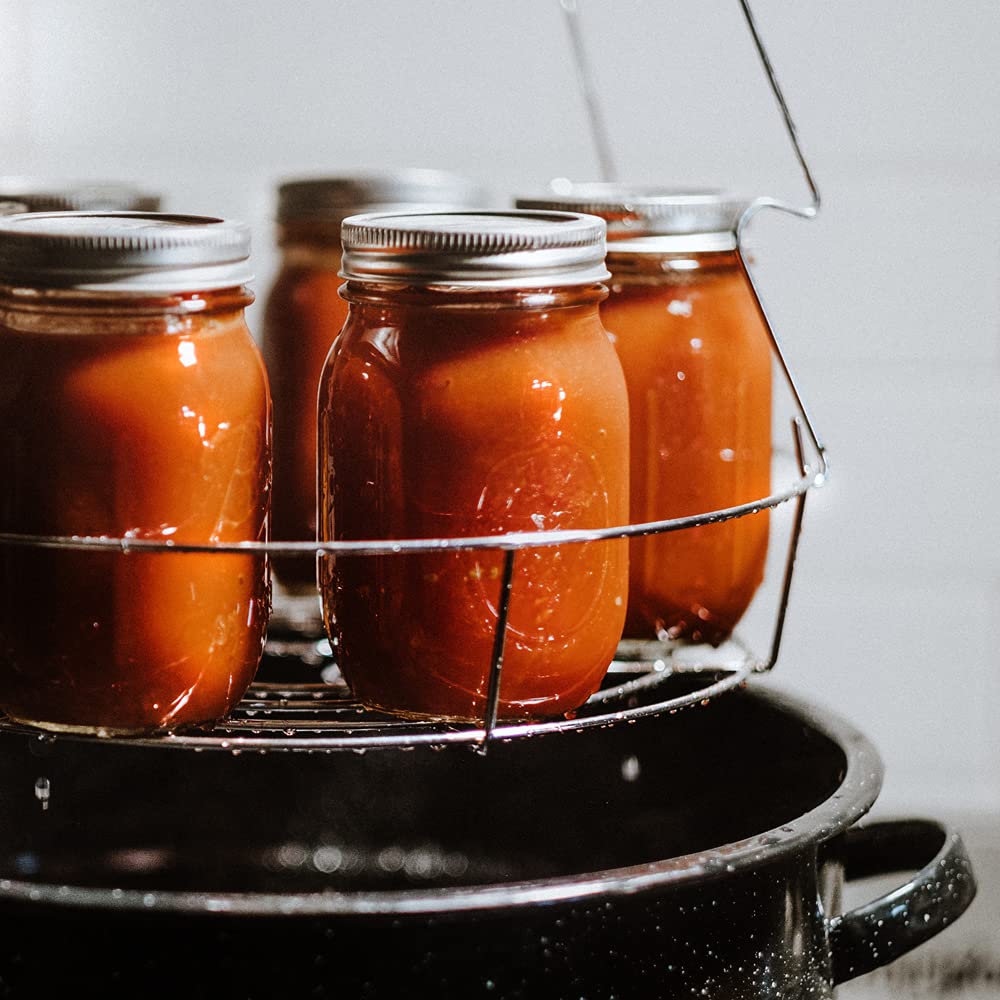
{"left": 559, "top": 0, "right": 617, "bottom": 182}
{"left": 560, "top": 0, "right": 828, "bottom": 478}
{"left": 735, "top": 0, "right": 828, "bottom": 476}
{"left": 755, "top": 419, "right": 808, "bottom": 672}
{"left": 736, "top": 0, "right": 820, "bottom": 217}
{"left": 736, "top": 249, "right": 827, "bottom": 479}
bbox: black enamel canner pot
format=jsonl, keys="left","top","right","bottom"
{"left": 0, "top": 687, "right": 975, "bottom": 999}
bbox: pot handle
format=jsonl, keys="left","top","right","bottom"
{"left": 829, "top": 818, "right": 977, "bottom": 984}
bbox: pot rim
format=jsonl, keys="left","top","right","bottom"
{"left": 0, "top": 686, "right": 883, "bottom": 917}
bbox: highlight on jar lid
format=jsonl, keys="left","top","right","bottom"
{"left": 0, "top": 176, "right": 160, "bottom": 213}
{"left": 339, "top": 210, "right": 610, "bottom": 288}
{"left": 0, "top": 212, "right": 253, "bottom": 293}
{"left": 277, "top": 168, "right": 487, "bottom": 224}
{"left": 516, "top": 183, "right": 749, "bottom": 252}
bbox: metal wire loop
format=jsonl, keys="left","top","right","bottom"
{"left": 0, "top": 423, "right": 816, "bottom": 558}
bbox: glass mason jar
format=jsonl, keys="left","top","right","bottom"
{"left": 519, "top": 188, "right": 771, "bottom": 645}
{"left": 319, "top": 210, "right": 629, "bottom": 721}
{"left": 261, "top": 170, "right": 485, "bottom": 594}
{"left": 0, "top": 212, "right": 271, "bottom": 734}
{"left": 0, "top": 177, "right": 160, "bottom": 212}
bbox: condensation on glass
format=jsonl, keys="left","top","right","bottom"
{"left": 0, "top": 212, "right": 271, "bottom": 734}
{"left": 261, "top": 170, "right": 486, "bottom": 594}
{"left": 319, "top": 210, "right": 629, "bottom": 721}
{"left": 519, "top": 187, "right": 772, "bottom": 645}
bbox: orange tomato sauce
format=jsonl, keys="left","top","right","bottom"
{"left": 319, "top": 285, "right": 629, "bottom": 721}
{"left": 0, "top": 288, "right": 271, "bottom": 733}
{"left": 262, "top": 228, "right": 344, "bottom": 591}
{"left": 604, "top": 250, "right": 771, "bottom": 644}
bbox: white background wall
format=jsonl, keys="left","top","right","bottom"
{"left": 2, "top": 0, "right": 998, "bottom": 817}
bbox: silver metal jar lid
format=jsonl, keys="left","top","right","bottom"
{"left": 516, "top": 184, "right": 748, "bottom": 253}
{"left": 277, "top": 169, "right": 487, "bottom": 224}
{"left": 0, "top": 177, "right": 160, "bottom": 213}
{"left": 340, "top": 210, "right": 610, "bottom": 289}
{"left": 0, "top": 212, "right": 253, "bottom": 293}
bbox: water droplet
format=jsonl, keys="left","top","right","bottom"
{"left": 620, "top": 756, "right": 641, "bottom": 782}
{"left": 33, "top": 776, "right": 50, "bottom": 811}
{"left": 276, "top": 843, "right": 308, "bottom": 868}
{"left": 313, "top": 846, "right": 344, "bottom": 873}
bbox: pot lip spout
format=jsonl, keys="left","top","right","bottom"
{"left": 0, "top": 686, "right": 885, "bottom": 917}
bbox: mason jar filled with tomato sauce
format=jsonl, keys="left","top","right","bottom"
{"left": 0, "top": 212, "right": 271, "bottom": 734}
{"left": 262, "top": 170, "right": 484, "bottom": 596}
{"left": 320, "top": 210, "right": 629, "bottom": 721}
{"left": 519, "top": 187, "right": 771, "bottom": 645}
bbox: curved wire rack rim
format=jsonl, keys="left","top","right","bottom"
{"left": 0, "top": 661, "right": 753, "bottom": 752}
{"left": 0, "top": 469, "right": 820, "bottom": 558}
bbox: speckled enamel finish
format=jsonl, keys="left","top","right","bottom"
{"left": 0, "top": 688, "right": 975, "bottom": 998}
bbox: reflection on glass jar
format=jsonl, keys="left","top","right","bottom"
{"left": 261, "top": 170, "right": 486, "bottom": 594}
{"left": 319, "top": 210, "right": 629, "bottom": 721}
{"left": 0, "top": 212, "right": 271, "bottom": 734}
{"left": 519, "top": 188, "right": 771, "bottom": 644}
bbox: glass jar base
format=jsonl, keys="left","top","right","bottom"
{"left": 1, "top": 713, "right": 219, "bottom": 738}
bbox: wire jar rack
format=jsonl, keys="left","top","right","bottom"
{"left": 0, "top": 0, "right": 828, "bottom": 754}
